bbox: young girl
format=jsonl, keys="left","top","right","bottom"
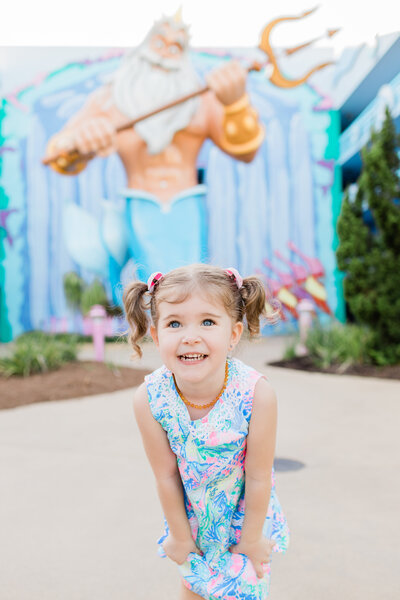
{"left": 123, "top": 264, "right": 289, "bottom": 600}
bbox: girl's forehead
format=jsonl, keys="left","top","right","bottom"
{"left": 157, "top": 292, "right": 226, "bottom": 316}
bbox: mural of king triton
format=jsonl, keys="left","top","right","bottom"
{"left": 44, "top": 13, "right": 264, "bottom": 296}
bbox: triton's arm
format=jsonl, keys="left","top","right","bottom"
{"left": 44, "top": 86, "right": 118, "bottom": 174}
{"left": 205, "top": 61, "right": 264, "bottom": 163}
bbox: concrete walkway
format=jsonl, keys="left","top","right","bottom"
{"left": 1, "top": 337, "right": 399, "bottom": 599}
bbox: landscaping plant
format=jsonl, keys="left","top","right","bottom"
{"left": 80, "top": 278, "right": 109, "bottom": 316}
{"left": 336, "top": 108, "right": 400, "bottom": 365}
{"left": 284, "top": 323, "right": 374, "bottom": 369}
{"left": 303, "top": 323, "right": 374, "bottom": 369}
{"left": 63, "top": 272, "right": 84, "bottom": 312}
{"left": 0, "top": 332, "right": 78, "bottom": 377}
{"left": 63, "top": 272, "right": 123, "bottom": 318}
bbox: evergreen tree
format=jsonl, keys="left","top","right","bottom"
{"left": 336, "top": 108, "right": 400, "bottom": 364}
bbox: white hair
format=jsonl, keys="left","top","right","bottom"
{"left": 112, "top": 18, "right": 200, "bottom": 155}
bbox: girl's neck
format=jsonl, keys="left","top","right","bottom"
{"left": 172, "top": 360, "right": 228, "bottom": 404}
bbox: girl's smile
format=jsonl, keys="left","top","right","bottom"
{"left": 178, "top": 353, "right": 208, "bottom": 364}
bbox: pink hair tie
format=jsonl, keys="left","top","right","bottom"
{"left": 147, "top": 271, "right": 163, "bottom": 292}
{"left": 224, "top": 267, "right": 243, "bottom": 289}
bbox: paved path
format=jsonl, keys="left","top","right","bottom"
{"left": 1, "top": 337, "right": 399, "bottom": 599}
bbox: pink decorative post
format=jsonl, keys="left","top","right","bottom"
{"left": 88, "top": 305, "right": 107, "bottom": 362}
{"left": 295, "top": 299, "right": 316, "bottom": 357}
{"left": 50, "top": 316, "right": 58, "bottom": 333}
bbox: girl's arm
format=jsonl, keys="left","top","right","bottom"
{"left": 133, "top": 383, "right": 202, "bottom": 564}
{"left": 230, "top": 377, "right": 277, "bottom": 578}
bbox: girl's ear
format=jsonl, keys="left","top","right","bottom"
{"left": 230, "top": 321, "right": 244, "bottom": 349}
{"left": 150, "top": 325, "right": 159, "bottom": 347}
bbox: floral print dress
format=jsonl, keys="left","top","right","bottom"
{"left": 145, "top": 357, "right": 289, "bottom": 600}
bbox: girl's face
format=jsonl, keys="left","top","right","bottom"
{"left": 150, "top": 292, "right": 243, "bottom": 385}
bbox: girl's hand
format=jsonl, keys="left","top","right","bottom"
{"left": 229, "top": 537, "right": 276, "bottom": 578}
{"left": 162, "top": 534, "right": 203, "bottom": 565}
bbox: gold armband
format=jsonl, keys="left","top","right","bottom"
{"left": 46, "top": 137, "right": 89, "bottom": 176}
{"left": 221, "top": 94, "right": 265, "bottom": 155}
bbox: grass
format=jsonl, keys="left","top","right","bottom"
{"left": 285, "top": 323, "right": 375, "bottom": 369}
{"left": 0, "top": 332, "right": 79, "bottom": 377}
{"left": 19, "top": 330, "right": 128, "bottom": 344}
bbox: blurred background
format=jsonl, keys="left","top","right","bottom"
{"left": 0, "top": 1, "right": 399, "bottom": 598}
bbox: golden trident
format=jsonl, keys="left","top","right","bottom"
{"left": 259, "top": 6, "right": 339, "bottom": 88}
{"left": 42, "top": 7, "right": 339, "bottom": 173}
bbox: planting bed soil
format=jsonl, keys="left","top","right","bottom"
{"left": 0, "top": 361, "right": 150, "bottom": 410}
{"left": 269, "top": 355, "right": 400, "bottom": 380}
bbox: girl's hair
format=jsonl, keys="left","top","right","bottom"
{"left": 123, "top": 264, "right": 280, "bottom": 357}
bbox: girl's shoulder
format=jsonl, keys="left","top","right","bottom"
{"left": 228, "top": 358, "right": 266, "bottom": 422}
{"left": 144, "top": 363, "right": 173, "bottom": 403}
{"left": 144, "top": 363, "right": 170, "bottom": 386}
{"left": 229, "top": 357, "right": 264, "bottom": 389}
{"left": 144, "top": 364, "right": 176, "bottom": 427}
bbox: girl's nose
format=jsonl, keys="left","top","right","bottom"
{"left": 182, "top": 334, "right": 201, "bottom": 344}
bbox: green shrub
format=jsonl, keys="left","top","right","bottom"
{"left": 0, "top": 332, "right": 78, "bottom": 377}
{"left": 336, "top": 108, "right": 400, "bottom": 364}
{"left": 305, "top": 323, "right": 374, "bottom": 369}
{"left": 63, "top": 271, "right": 124, "bottom": 319}
{"left": 283, "top": 344, "right": 297, "bottom": 361}
{"left": 63, "top": 272, "right": 84, "bottom": 312}
{"left": 80, "top": 279, "right": 109, "bottom": 315}
{"left": 283, "top": 323, "right": 376, "bottom": 368}
{"left": 18, "top": 330, "right": 81, "bottom": 344}
{"left": 367, "top": 342, "right": 400, "bottom": 366}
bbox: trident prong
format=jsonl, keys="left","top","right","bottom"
{"left": 258, "top": 6, "right": 337, "bottom": 88}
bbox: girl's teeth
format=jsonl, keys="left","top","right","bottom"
{"left": 181, "top": 354, "right": 205, "bottom": 360}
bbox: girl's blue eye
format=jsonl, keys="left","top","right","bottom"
{"left": 202, "top": 319, "right": 215, "bottom": 327}
{"left": 168, "top": 321, "right": 181, "bottom": 328}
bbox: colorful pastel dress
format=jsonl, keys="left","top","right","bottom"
{"left": 145, "top": 357, "right": 290, "bottom": 600}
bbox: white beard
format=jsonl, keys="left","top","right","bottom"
{"left": 112, "top": 45, "right": 201, "bottom": 155}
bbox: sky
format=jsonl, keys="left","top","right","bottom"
{"left": 1, "top": 0, "right": 399, "bottom": 56}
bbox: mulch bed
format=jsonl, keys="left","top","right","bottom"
{"left": 269, "top": 355, "right": 400, "bottom": 380}
{"left": 0, "top": 361, "right": 150, "bottom": 410}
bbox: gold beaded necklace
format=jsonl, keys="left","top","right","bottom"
{"left": 172, "top": 361, "right": 229, "bottom": 410}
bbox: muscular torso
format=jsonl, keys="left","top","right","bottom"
{"left": 89, "top": 87, "right": 216, "bottom": 204}
{"left": 116, "top": 127, "right": 206, "bottom": 203}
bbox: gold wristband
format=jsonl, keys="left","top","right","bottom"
{"left": 221, "top": 94, "right": 265, "bottom": 155}
{"left": 224, "top": 94, "right": 251, "bottom": 115}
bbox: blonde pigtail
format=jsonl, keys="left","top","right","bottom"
{"left": 240, "top": 276, "right": 266, "bottom": 336}
{"left": 240, "top": 276, "right": 281, "bottom": 334}
{"left": 122, "top": 281, "right": 150, "bottom": 358}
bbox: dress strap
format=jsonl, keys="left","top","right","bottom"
{"left": 229, "top": 358, "right": 265, "bottom": 424}
{"left": 144, "top": 366, "right": 173, "bottom": 431}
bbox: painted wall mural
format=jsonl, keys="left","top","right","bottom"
{"left": 0, "top": 38, "right": 344, "bottom": 341}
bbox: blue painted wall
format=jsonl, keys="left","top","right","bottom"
{"left": 0, "top": 50, "right": 343, "bottom": 340}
